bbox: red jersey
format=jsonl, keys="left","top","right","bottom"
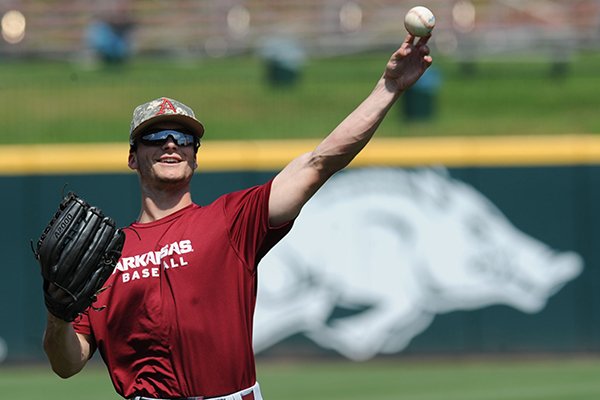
{"left": 73, "top": 181, "right": 292, "bottom": 399}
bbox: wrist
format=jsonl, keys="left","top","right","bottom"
{"left": 46, "top": 311, "right": 71, "bottom": 326}
{"left": 377, "top": 76, "right": 404, "bottom": 100}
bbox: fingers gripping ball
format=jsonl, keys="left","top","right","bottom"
{"left": 33, "top": 192, "right": 125, "bottom": 322}
{"left": 404, "top": 6, "right": 436, "bottom": 37}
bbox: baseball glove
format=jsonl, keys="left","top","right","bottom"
{"left": 32, "top": 192, "right": 125, "bottom": 322}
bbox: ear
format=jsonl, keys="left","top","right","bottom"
{"left": 128, "top": 150, "right": 138, "bottom": 170}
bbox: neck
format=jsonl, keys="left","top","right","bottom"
{"left": 137, "top": 184, "right": 193, "bottom": 223}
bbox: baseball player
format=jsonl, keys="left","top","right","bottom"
{"left": 42, "top": 34, "right": 433, "bottom": 399}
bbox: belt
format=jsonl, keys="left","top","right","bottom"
{"left": 132, "top": 382, "right": 262, "bottom": 400}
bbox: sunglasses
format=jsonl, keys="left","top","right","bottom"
{"left": 139, "top": 129, "right": 200, "bottom": 148}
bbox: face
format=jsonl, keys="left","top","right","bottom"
{"left": 128, "top": 122, "right": 198, "bottom": 191}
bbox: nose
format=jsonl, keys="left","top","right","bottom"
{"left": 161, "top": 135, "right": 178, "bottom": 149}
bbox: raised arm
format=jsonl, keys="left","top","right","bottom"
{"left": 269, "top": 34, "right": 433, "bottom": 226}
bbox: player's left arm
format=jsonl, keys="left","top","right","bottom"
{"left": 269, "top": 34, "right": 432, "bottom": 226}
{"left": 43, "top": 313, "right": 95, "bottom": 378}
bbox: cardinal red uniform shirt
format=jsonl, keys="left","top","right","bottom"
{"left": 73, "top": 181, "right": 292, "bottom": 399}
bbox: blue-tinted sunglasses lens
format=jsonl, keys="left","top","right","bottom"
{"left": 140, "top": 130, "right": 197, "bottom": 147}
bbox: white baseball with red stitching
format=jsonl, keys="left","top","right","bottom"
{"left": 404, "top": 6, "right": 436, "bottom": 37}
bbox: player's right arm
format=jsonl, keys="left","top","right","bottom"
{"left": 269, "top": 34, "right": 432, "bottom": 226}
{"left": 43, "top": 313, "right": 94, "bottom": 378}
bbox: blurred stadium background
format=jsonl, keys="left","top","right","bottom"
{"left": 2, "top": 1, "right": 600, "bottom": 399}
{"left": 2, "top": 0, "right": 600, "bottom": 60}
{"left": 1, "top": 0, "right": 600, "bottom": 146}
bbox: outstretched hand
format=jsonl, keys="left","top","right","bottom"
{"left": 384, "top": 34, "right": 433, "bottom": 92}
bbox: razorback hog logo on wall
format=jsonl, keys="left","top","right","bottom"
{"left": 253, "top": 168, "right": 584, "bottom": 360}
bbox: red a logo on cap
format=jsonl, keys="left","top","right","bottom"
{"left": 156, "top": 98, "right": 177, "bottom": 115}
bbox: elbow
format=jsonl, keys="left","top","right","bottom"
{"left": 52, "top": 366, "right": 78, "bottom": 379}
{"left": 43, "top": 343, "right": 85, "bottom": 379}
{"left": 308, "top": 153, "right": 349, "bottom": 181}
{"left": 47, "top": 357, "right": 85, "bottom": 379}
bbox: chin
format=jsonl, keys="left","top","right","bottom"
{"left": 166, "top": 169, "right": 196, "bottom": 181}
{"left": 154, "top": 165, "right": 193, "bottom": 179}
{"left": 156, "top": 173, "right": 192, "bottom": 184}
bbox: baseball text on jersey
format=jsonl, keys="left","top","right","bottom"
{"left": 114, "top": 239, "right": 194, "bottom": 283}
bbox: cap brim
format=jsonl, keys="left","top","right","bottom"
{"left": 130, "top": 114, "right": 205, "bottom": 143}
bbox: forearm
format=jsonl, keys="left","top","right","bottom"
{"left": 312, "top": 76, "right": 401, "bottom": 175}
{"left": 43, "top": 313, "right": 90, "bottom": 378}
{"left": 269, "top": 77, "right": 401, "bottom": 225}
{"left": 269, "top": 37, "right": 431, "bottom": 225}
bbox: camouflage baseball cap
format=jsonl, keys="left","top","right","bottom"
{"left": 129, "top": 97, "right": 205, "bottom": 146}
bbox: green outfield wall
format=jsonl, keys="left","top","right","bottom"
{"left": 1, "top": 136, "right": 600, "bottom": 363}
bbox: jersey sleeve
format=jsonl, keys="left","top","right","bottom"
{"left": 222, "top": 179, "right": 293, "bottom": 272}
{"left": 72, "top": 309, "right": 92, "bottom": 336}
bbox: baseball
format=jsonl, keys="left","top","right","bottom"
{"left": 404, "top": 6, "right": 436, "bottom": 37}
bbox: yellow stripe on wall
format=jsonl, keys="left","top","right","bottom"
{"left": 3, "top": 135, "right": 600, "bottom": 175}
